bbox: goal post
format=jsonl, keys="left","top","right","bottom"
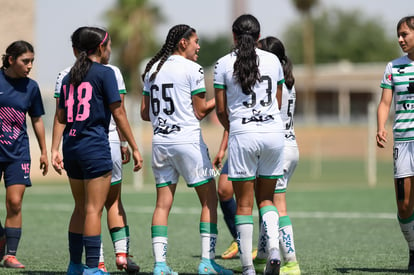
{"left": 367, "top": 101, "right": 377, "bottom": 187}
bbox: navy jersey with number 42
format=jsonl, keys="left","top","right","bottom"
{"left": 59, "top": 62, "right": 121, "bottom": 160}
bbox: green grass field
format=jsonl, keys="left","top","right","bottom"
{"left": 0, "top": 158, "right": 407, "bottom": 274}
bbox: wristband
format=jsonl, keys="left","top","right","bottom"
{"left": 121, "top": 141, "right": 128, "bottom": 147}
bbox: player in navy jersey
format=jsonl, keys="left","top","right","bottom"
{"left": 141, "top": 24, "right": 232, "bottom": 275}
{"left": 377, "top": 16, "right": 414, "bottom": 272}
{"left": 214, "top": 15, "right": 285, "bottom": 275}
{"left": 0, "top": 40, "right": 48, "bottom": 268}
{"left": 52, "top": 26, "right": 140, "bottom": 274}
{"left": 51, "top": 27, "right": 143, "bottom": 275}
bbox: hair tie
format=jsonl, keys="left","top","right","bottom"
{"left": 99, "top": 32, "right": 108, "bottom": 46}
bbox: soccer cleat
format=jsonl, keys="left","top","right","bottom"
{"left": 0, "top": 235, "right": 5, "bottom": 260}
{"left": 83, "top": 266, "right": 110, "bottom": 275}
{"left": 221, "top": 240, "right": 238, "bottom": 259}
{"left": 198, "top": 258, "right": 233, "bottom": 275}
{"left": 280, "top": 261, "right": 301, "bottom": 275}
{"left": 253, "top": 257, "right": 266, "bottom": 273}
{"left": 242, "top": 266, "right": 256, "bottom": 275}
{"left": 264, "top": 258, "right": 281, "bottom": 275}
{"left": 116, "top": 253, "right": 140, "bottom": 274}
{"left": 409, "top": 250, "right": 414, "bottom": 272}
{"left": 98, "top": 262, "right": 107, "bottom": 272}
{"left": 3, "top": 255, "right": 25, "bottom": 268}
{"left": 67, "top": 261, "right": 85, "bottom": 275}
{"left": 153, "top": 262, "right": 178, "bottom": 275}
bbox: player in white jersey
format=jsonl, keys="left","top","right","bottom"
{"left": 52, "top": 27, "right": 140, "bottom": 274}
{"left": 377, "top": 16, "right": 414, "bottom": 272}
{"left": 140, "top": 24, "right": 232, "bottom": 275}
{"left": 214, "top": 14, "right": 285, "bottom": 275}
{"left": 253, "top": 37, "right": 301, "bottom": 275}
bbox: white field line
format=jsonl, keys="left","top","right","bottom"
{"left": 23, "top": 203, "right": 396, "bottom": 219}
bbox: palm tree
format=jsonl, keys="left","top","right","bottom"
{"left": 107, "top": 0, "right": 163, "bottom": 94}
{"left": 291, "top": 0, "right": 318, "bottom": 122}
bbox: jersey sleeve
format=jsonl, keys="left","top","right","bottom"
{"left": 142, "top": 72, "right": 150, "bottom": 96}
{"left": 109, "top": 65, "right": 127, "bottom": 94}
{"left": 380, "top": 61, "right": 393, "bottom": 90}
{"left": 213, "top": 57, "right": 227, "bottom": 89}
{"left": 275, "top": 57, "right": 285, "bottom": 85}
{"left": 190, "top": 64, "right": 206, "bottom": 96}
{"left": 28, "top": 82, "right": 45, "bottom": 117}
{"left": 102, "top": 68, "right": 121, "bottom": 105}
{"left": 54, "top": 67, "right": 70, "bottom": 98}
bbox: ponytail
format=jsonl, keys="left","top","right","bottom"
{"left": 69, "top": 27, "right": 109, "bottom": 87}
{"left": 232, "top": 14, "right": 261, "bottom": 95}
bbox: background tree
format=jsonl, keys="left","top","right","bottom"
{"left": 107, "top": 0, "right": 163, "bottom": 94}
{"left": 291, "top": 0, "right": 319, "bottom": 122}
{"left": 197, "top": 35, "right": 232, "bottom": 68}
{"left": 283, "top": 8, "right": 400, "bottom": 64}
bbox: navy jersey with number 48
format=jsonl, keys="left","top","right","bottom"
{"left": 59, "top": 62, "right": 121, "bottom": 160}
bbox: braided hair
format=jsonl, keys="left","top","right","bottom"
{"left": 232, "top": 14, "right": 261, "bottom": 95}
{"left": 69, "top": 27, "right": 109, "bottom": 87}
{"left": 258, "top": 37, "right": 295, "bottom": 90}
{"left": 1, "top": 40, "right": 34, "bottom": 70}
{"left": 141, "top": 24, "right": 195, "bottom": 82}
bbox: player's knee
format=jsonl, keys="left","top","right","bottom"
{"left": 398, "top": 202, "right": 414, "bottom": 219}
{"left": 6, "top": 199, "right": 22, "bottom": 215}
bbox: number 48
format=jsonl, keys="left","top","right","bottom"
{"left": 62, "top": 83, "right": 92, "bottom": 122}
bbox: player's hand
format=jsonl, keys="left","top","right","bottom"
{"left": 376, "top": 129, "right": 388, "bottom": 148}
{"left": 213, "top": 151, "right": 225, "bottom": 170}
{"left": 40, "top": 153, "right": 48, "bottom": 176}
{"left": 121, "top": 144, "right": 131, "bottom": 164}
{"left": 132, "top": 149, "right": 143, "bottom": 172}
{"left": 51, "top": 150, "right": 64, "bottom": 175}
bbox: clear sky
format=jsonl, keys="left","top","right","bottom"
{"left": 35, "top": 0, "right": 412, "bottom": 89}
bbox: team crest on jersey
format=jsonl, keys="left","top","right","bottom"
{"left": 241, "top": 109, "right": 274, "bottom": 124}
{"left": 154, "top": 118, "right": 181, "bottom": 135}
{"left": 387, "top": 74, "right": 392, "bottom": 81}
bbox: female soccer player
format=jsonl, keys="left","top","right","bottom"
{"left": 377, "top": 15, "right": 414, "bottom": 272}
{"left": 141, "top": 24, "right": 232, "bottom": 275}
{"left": 214, "top": 14, "right": 285, "bottom": 275}
{"left": 0, "top": 40, "right": 48, "bottom": 269}
{"left": 253, "top": 36, "right": 301, "bottom": 275}
{"left": 52, "top": 26, "right": 140, "bottom": 274}
{"left": 52, "top": 27, "right": 142, "bottom": 275}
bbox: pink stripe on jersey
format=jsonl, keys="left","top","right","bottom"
{"left": 0, "top": 107, "right": 25, "bottom": 142}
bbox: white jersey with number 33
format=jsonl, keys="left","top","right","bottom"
{"left": 214, "top": 48, "right": 285, "bottom": 135}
